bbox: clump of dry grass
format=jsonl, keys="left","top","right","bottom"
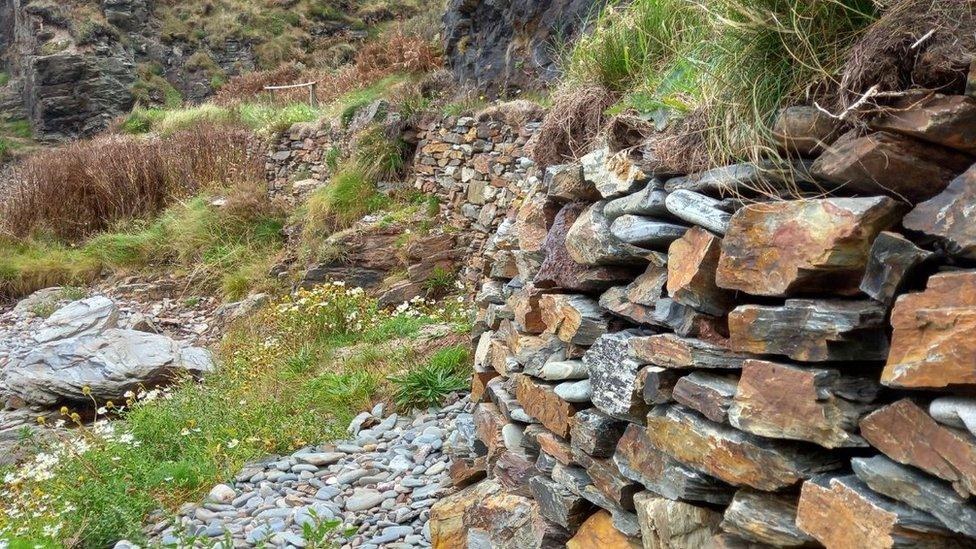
{"left": 1, "top": 123, "right": 262, "bottom": 240}
{"left": 530, "top": 85, "right": 617, "bottom": 167}
{"left": 838, "top": 0, "right": 976, "bottom": 112}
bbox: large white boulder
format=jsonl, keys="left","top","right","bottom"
{"left": 4, "top": 328, "right": 214, "bottom": 406}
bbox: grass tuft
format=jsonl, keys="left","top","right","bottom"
{"left": 390, "top": 345, "right": 470, "bottom": 409}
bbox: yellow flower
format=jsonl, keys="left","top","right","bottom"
{"left": 69, "top": 413, "right": 81, "bottom": 424}
{"left": 105, "top": 401, "right": 114, "bottom": 409}
{"left": 81, "top": 385, "right": 91, "bottom": 396}
{"left": 36, "top": 416, "right": 46, "bottom": 425}
{"left": 59, "top": 406, "right": 69, "bottom": 416}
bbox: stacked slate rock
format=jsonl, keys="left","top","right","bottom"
{"left": 411, "top": 111, "right": 543, "bottom": 286}
{"left": 431, "top": 94, "right": 976, "bottom": 548}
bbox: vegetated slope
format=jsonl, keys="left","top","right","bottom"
{"left": 0, "top": 0, "right": 431, "bottom": 141}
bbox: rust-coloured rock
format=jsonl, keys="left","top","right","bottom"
{"left": 904, "top": 164, "right": 976, "bottom": 260}
{"left": 811, "top": 130, "right": 973, "bottom": 204}
{"left": 860, "top": 399, "right": 976, "bottom": 498}
{"left": 539, "top": 294, "right": 611, "bottom": 346}
{"left": 449, "top": 455, "right": 487, "bottom": 489}
{"left": 566, "top": 510, "right": 641, "bottom": 549}
{"left": 508, "top": 285, "right": 548, "bottom": 334}
{"left": 728, "top": 299, "right": 889, "bottom": 362}
{"left": 644, "top": 405, "right": 842, "bottom": 491}
{"left": 796, "top": 474, "right": 965, "bottom": 549}
{"left": 871, "top": 94, "right": 976, "bottom": 155}
{"left": 613, "top": 423, "right": 733, "bottom": 505}
{"left": 515, "top": 191, "right": 560, "bottom": 254}
{"left": 729, "top": 359, "right": 880, "bottom": 448}
{"left": 882, "top": 271, "right": 976, "bottom": 388}
{"left": 667, "top": 227, "right": 734, "bottom": 316}
{"left": 629, "top": 333, "right": 749, "bottom": 370}
{"left": 474, "top": 402, "right": 509, "bottom": 464}
{"left": 429, "top": 479, "right": 571, "bottom": 549}
{"left": 715, "top": 197, "right": 904, "bottom": 297}
{"left": 515, "top": 374, "right": 584, "bottom": 439}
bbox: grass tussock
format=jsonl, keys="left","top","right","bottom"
{"left": 0, "top": 284, "right": 470, "bottom": 547}
{"left": 1, "top": 123, "right": 261, "bottom": 241}
{"left": 560, "top": 0, "right": 880, "bottom": 170}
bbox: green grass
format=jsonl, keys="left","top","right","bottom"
{"left": 236, "top": 102, "right": 324, "bottom": 135}
{"left": 565, "top": 0, "right": 878, "bottom": 167}
{"left": 390, "top": 345, "right": 470, "bottom": 409}
{"left": 0, "top": 187, "right": 285, "bottom": 301}
{"left": 303, "top": 164, "right": 391, "bottom": 238}
{"left": 0, "top": 285, "right": 469, "bottom": 546}
{"left": 0, "top": 71, "right": 9, "bottom": 86}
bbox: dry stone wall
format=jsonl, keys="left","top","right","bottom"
{"left": 431, "top": 94, "right": 976, "bottom": 548}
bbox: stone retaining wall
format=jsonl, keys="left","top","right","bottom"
{"left": 432, "top": 94, "right": 976, "bottom": 548}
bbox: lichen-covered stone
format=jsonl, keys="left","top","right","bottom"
{"left": 633, "top": 492, "right": 723, "bottom": 549}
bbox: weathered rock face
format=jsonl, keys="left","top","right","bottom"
{"left": 430, "top": 479, "right": 570, "bottom": 548}
{"left": 859, "top": 231, "right": 935, "bottom": 306}
{"left": 442, "top": 0, "right": 606, "bottom": 96}
{"left": 882, "top": 271, "right": 976, "bottom": 388}
{"left": 566, "top": 509, "right": 641, "bottom": 548}
{"left": 871, "top": 94, "right": 976, "bottom": 155}
{"left": 796, "top": 475, "right": 966, "bottom": 549}
{"left": 811, "top": 130, "right": 974, "bottom": 204}
{"left": 860, "top": 399, "right": 976, "bottom": 498}
{"left": 715, "top": 197, "right": 904, "bottom": 297}
{"left": 3, "top": 328, "right": 213, "bottom": 406}
{"left": 728, "top": 359, "right": 879, "bottom": 448}
{"left": 903, "top": 163, "right": 976, "bottom": 260}
{"left": 666, "top": 227, "right": 733, "bottom": 316}
{"left": 720, "top": 489, "right": 813, "bottom": 547}
{"left": 728, "top": 299, "right": 889, "bottom": 362}
{"left": 633, "top": 492, "right": 723, "bottom": 549}
{"left": 33, "top": 296, "right": 119, "bottom": 343}
{"left": 644, "top": 405, "right": 842, "bottom": 491}
{"left": 515, "top": 374, "right": 583, "bottom": 439}
{"left": 565, "top": 202, "right": 663, "bottom": 266}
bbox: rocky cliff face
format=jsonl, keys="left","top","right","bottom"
{"left": 443, "top": 0, "right": 606, "bottom": 97}
{"left": 0, "top": 0, "right": 254, "bottom": 139}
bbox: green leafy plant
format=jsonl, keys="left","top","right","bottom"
{"left": 391, "top": 345, "right": 470, "bottom": 409}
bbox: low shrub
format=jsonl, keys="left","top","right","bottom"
{"left": 303, "top": 164, "right": 391, "bottom": 237}
{"left": 0, "top": 123, "right": 260, "bottom": 240}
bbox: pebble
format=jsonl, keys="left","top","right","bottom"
{"left": 147, "top": 395, "right": 473, "bottom": 547}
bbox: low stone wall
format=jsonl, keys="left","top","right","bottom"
{"left": 432, "top": 94, "right": 976, "bottom": 548}
{"left": 411, "top": 114, "right": 541, "bottom": 286}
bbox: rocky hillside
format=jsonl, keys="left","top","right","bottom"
{"left": 0, "top": 0, "right": 420, "bottom": 140}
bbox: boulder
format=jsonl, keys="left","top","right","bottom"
{"left": 566, "top": 510, "right": 641, "bottom": 549}
{"left": 604, "top": 180, "right": 669, "bottom": 219}
{"left": 429, "top": 479, "right": 570, "bottom": 549}
{"left": 664, "top": 161, "right": 817, "bottom": 197}
{"left": 628, "top": 334, "right": 748, "bottom": 370}
{"left": 609, "top": 215, "right": 689, "bottom": 250}
{"left": 4, "top": 329, "right": 213, "bottom": 406}
{"left": 581, "top": 147, "right": 648, "bottom": 199}
{"left": 860, "top": 399, "right": 976, "bottom": 498}
{"left": 535, "top": 202, "right": 638, "bottom": 292}
{"left": 903, "top": 163, "right": 976, "bottom": 260}
{"left": 644, "top": 405, "right": 842, "bottom": 491}
{"left": 544, "top": 164, "right": 602, "bottom": 203}
{"left": 515, "top": 374, "right": 584, "bottom": 439}
{"left": 773, "top": 106, "right": 842, "bottom": 156}
{"left": 613, "top": 423, "right": 734, "bottom": 505}
{"left": 728, "top": 299, "right": 889, "bottom": 362}
{"left": 716, "top": 197, "right": 904, "bottom": 297}
{"left": 565, "top": 202, "right": 665, "bottom": 266}
{"left": 672, "top": 372, "right": 738, "bottom": 424}
{"left": 34, "top": 296, "right": 119, "bottom": 343}
{"left": 811, "top": 130, "right": 973, "bottom": 204}
{"left": 882, "top": 271, "right": 976, "bottom": 388}
{"left": 585, "top": 332, "right": 650, "bottom": 422}
{"left": 859, "top": 231, "right": 935, "bottom": 306}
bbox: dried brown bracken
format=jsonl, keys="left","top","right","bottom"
{"left": 529, "top": 85, "right": 617, "bottom": 168}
